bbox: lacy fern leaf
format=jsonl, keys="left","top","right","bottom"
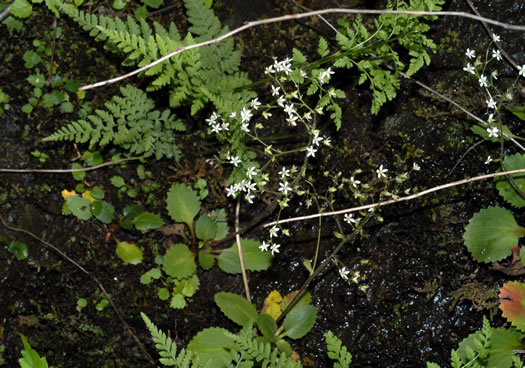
{"left": 325, "top": 331, "right": 352, "bottom": 368}
{"left": 44, "top": 85, "right": 185, "bottom": 160}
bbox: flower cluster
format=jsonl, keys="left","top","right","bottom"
{"left": 225, "top": 165, "right": 259, "bottom": 203}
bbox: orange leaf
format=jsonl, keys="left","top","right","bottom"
{"left": 261, "top": 290, "right": 282, "bottom": 320}
{"left": 61, "top": 189, "right": 78, "bottom": 200}
{"left": 499, "top": 281, "right": 525, "bottom": 332}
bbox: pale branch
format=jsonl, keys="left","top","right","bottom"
{"left": 235, "top": 196, "right": 251, "bottom": 302}
{"left": 79, "top": 8, "right": 525, "bottom": 91}
{"left": 263, "top": 168, "right": 525, "bottom": 228}
{"left": 0, "top": 157, "right": 140, "bottom": 173}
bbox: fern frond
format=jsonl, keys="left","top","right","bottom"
{"left": 325, "top": 331, "right": 352, "bottom": 368}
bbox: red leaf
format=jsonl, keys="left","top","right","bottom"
{"left": 499, "top": 281, "right": 525, "bottom": 332}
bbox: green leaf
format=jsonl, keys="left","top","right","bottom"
{"left": 275, "top": 339, "right": 292, "bottom": 356}
{"left": 499, "top": 281, "right": 525, "bottom": 332}
{"left": 90, "top": 186, "right": 104, "bottom": 199}
{"left": 215, "top": 292, "right": 257, "bottom": 328}
{"left": 90, "top": 200, "right": 114, "bottom": 224}
{"left": 112, "top": 0, "right": 126, "bottom": 10}
{"left": 3, "top": 16, "right": 24, "bottom": 34}
{"left": 471, "top": 124, "right": 515, "bottom": 143}
{"left": 463, "top": 206, "right": 525, "bottom": 263}
{"left": 110, "top": 176, "right": 126, "bottom": 188}
{"left": 170, "top": 294, "right": 186, "bottom": 309}
{"left": 66, "top": 196, "right": 92, "bottom": 221}
{"left": 507, "top": 105, "right": 525, "bottom": 121}
{"left": 166, "top": 183, "right": 201, "bottom": 228}
{"left": 10, "top": 0, "right": 32, "bottom": 18}
{"left": 141, "top": 0, "right": 161, "bottom": 8}
{"left": 120, "top": 205, "right": 145, "bottom": 230}
{"left": 256, "top": 313, "right": 277, "bottom": 342}
{"left": 71, "top": 163, "right": 85, "bottom": 181}
{"left": 210, "top": 209, "right": 228, "bottom": 240}
{"left": 198, "top": 248, "right": 215, "bottom": 270}
{"left": 82, "top": 151, "right": 103, "bottom": 166}
{"left": 496, "top": 154, "right": 525, "bottom": 208}
{"left": 317, "top": 37, "right": 329, "bottom": 57}
{"left": 217, "top": 238, "right": 272, "bottom": 274}
{"left": 158, "top": 287, "right": 170, "bottom": 301}
{"left": 8, "top": 241, "right": 28, "bottom": 260}
{"left": 27, "top": 73, "right": 45, "bottom": 87}
{"left": 174, "top": 274, "right": 199, "bottom": 297}
{"left": 282, "top": 305, "right": 317, "bottom": 339}
{"left": 19, "top": 334, "right": 50, "bottom": 368}
{"left": 195, "top": 214, "right": 216, "bottom": 242}
{"left": 292, "top": 48, "right": 307, "bottom": 66}
{"left": 133, "top": 212, "right": 164, "bottom": 231}
{"left": 116, "top": 241, "right": 143, "bottom": 265}
{"left": 187, "top": 327, "right": 236, "bottom": 368}
{"left": 60, "top": 102, "right": 74, "bottom": 113}
{"left": 163, "top": 243, "right": 196, "bottom": 279}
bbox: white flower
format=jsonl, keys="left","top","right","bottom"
{"left": 240, "top": 122, "right": 250, "bottom": 133}
{"left": 300, "top": 69, "right": 307, "bottom": 78}
{"left": 344, "top": 213, "right": 356, "bottom": 224}
{"left": 245, "top": 193, "right": 255, "bottom": 204}
{"left": 269, "top": 225, "right": 279, "bottom": 238}
{"left": 240, "top": 107, "right": 253, "bottom": 123}
{"left": 206, "top": 112, "right": 219, "bottom": 124}
{"left": 306, "top": 146, "right": 317, "bottom": 158}
{"left": 485, "top": 156, "right": 493, "bottom": 165}
{"left": 491, "top": 70, "right": 498, "bottom": 80}
{"left": 463, "top": 63, "right": 475, "bottom": 75}
{"left": 250, "top": 98, "right": 261, "bottom": 110}
{"left": 349, "top": 176, "right": 361, "bottom": 188}
{"left": 312, "top": 132, "right": 323, "bottom": 146}
{"left": 492, "top": 49, "right": 502, "bottom": 61}
{"left": 487, "top": 126, "right": 499, "bottom": 138}
{"left": 279, "top": 167, "right": 290, "bottom": 179}
{"left": 286, "top": 114, "right": 298, "bottom": 126}
{"left": 284, "top": 104, "right": 296, "bottom": 116}
{"left": 226, "top": 185, "right": 237, "bottom": 198}
{"left": 246, "top": 166, "right": 257, "bottom": 179}
{"left": 211, "top": 124, "right": 221, "bottom": 134}
{"left": 376, "top": 164, "right": 388, "bottom": 178}
{"left": 277, "top": 96, "right": 286, "bottom": 107}
{"left": 519, "top": 65, "right": 525, "bottom": 77}
{"left": 323, "top": 137, "right": 332, "bottom": 147}
{"left": 493, "top": 34, "right": 500, "bottom": 42}
{"left": 412, "top": 162, "right": 421, "bottom": 171}
{"left": 230, "top": 111, "right": 237, "bottom": 118}
{"left": 271, "top": 85, "right": 280, "bottom": 96}
{"left": 279, "top": 181, "right": 291, "bottom": 195}
{"left": 487, "top": 113, "right": 495, "bottom": 123}
{"left": 339, "top": 267, "right": 350, "bottom": 280}
{"left": 244, "top": 181, "right": 256, "bottom": 193}
{"left": 259, "top": 241, "right": 270, "bottom": 252}
{"left": 465, "top": 48, "right": 475, "bottom": 59}
{"left": 230, "top": 156, "right": 241, "bottom": 166}
{"left": 264, "top": 65, "right": 275, "bottom": 74}
{"left": 221, "top": 121, "right": 229, "bottom": 131}
{"left": 478, "top": 75, "right": 488, "bottom": 87}
{"left": 486, "top": 97, "right": 497, "bottom": 109}
{"left": 270, "top": 243, "right": 280, "bottom": 255}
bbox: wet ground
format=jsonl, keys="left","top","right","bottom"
{"left": 1, "top": 0, "right": 524, "bottom": 367}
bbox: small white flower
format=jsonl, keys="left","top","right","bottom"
{"left": 312, "top": 132, "right": 323, "bottom": 146}
{"left": 463, "top": 63, "right": 475, "bottom": 75}
{"left": 518, "top": 65, "right": 525, "bottom": 77}
{"left": 284, "top": 104, "right": 296, "bottom": 115}
{"left": 339, "top": 267, "right": 350, "bottom": 280}
{"left": 277, "top": 96, "right": 286, "bottom": 107}
{"left": 344, "top": 213, "right": 356, "bottom": 224}
{"left": 271, "top": 85, "right": 280, "bottom": 96}
{"left": 286, "top": 114, "right": 298, "bottom": 126}
{"left": 221, "top": 121, "right": 229, "bottom": 131}
{"left": 211, "top": 124, "right": 221, "bottom": 134}
{"left": 486, "top": 97, "right": 497, "bottom": 109}
{"left": 206, "top": 112, "right": 219, "bottom": 124}
{"left": 487, "top": 113, "right": 495, "bottom": 123}
{"left": 491, "top": 70, "right": 498, "bottom": 80}
{"left": 259, "top": 241, "right": 270, "bottom": 252}
{"left": 349, "top": 177, "right": 361, "bottom": 188}
{"left": 241, "top": 122, "right": 250, "bottom": 133}
{"left": 246, "top": 166, "right": 257, "bottom": 179}
{"left": 269, "top": 225, "right": 280, "bottom": 238}
{"left": 279, "top": 181, "right": 292, "bottom": 196}
{"left": 306, "top": 146, "right": 317, "bottom": 158}
{"left": 270, "top": 243, "right": 280, "bottom": 255}
{"left": 487, "top": 126, "right": 499, "bottom": 138}
{"left": 465, "top": 48, "right": 475, "bottom": 59}
{"left": 412, "top": 162, "right": 421, "bottom": 171}
{"left": 230, "top": 156, "right": 241, "bottom": 167}
{"left": 264, "top": 65, "right": 275, "bottom": 75}
{"left": 250, "top": 98, "right": 261, "bottom": 110}
{"left": 245, "top": 181, "right": 256, "bottom": 192}
{"left": 245, "top": 193, "right": 255, "bottom": 204}
{"left": 478, "top": 75, "right": 488, "bottom": 87}
{"left": 493, "top": 34, "right": 500, "bottom": 42}
{"left": 279, "top": 167, "right": 290, "bottom": 179}
{"left": 485, "top": 156, "right": 493, "bottom": 165}
{"left": 376, "top": 164, "right": 388, "bottom": 178}
{"left": 230, "top": 111, "right": 237, "bottom": 118}
{"left": 323, "top": 137, "right": 332, "bottom": 147}
{"left": 300, "top": 69, "right": 307, "bottom": 78}
{"left": 226, "top": 185, "right": 237, "bottom": 198}
{"left": 240, "top": 107, "right": 253, "bottom": 123}
{"left": 492, "top": 49, "right": 502, "bottom": 61}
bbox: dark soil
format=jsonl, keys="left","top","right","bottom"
{"left": 1, "top": 0, "right": 524, "bottom": 367}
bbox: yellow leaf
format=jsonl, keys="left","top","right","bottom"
{"left": 82, "top": 190, "right": 95, "bottom": 202}
{"left": 61, "top": 189, "right": 78, "bottom": 200}
{"left": 261, "top": 290, "right": 282, "bottom": 320}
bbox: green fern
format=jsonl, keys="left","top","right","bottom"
{"left": 44, "top": 85, "right": 185, "bottom": 160}
{"left": 57, "top": 0, "right": 254, "bottom": 116}
{"left": 325, "top": 331, "right": 352, "bottom": 368}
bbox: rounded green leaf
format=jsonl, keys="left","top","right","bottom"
{"left": 90, "top": 200, "right": 114, "bottom": 224}
{"left": 499, "top": 281, "right": 525, "bottom": 332}
{"left": 256, "top": 313, "right": 277, "bottom": 342}
{"left": 187, "top": 327, "right": 236, "bottom": 367}
{"left": 8, "top": 240, "right": 28, "bottom": 260}
{"left": 496, "top": 154, "right": 525, "bottom": 208}
{"left": 215, "top": 292, "right": 257, "bottom": 328}
{"left": 163, "top": 243, "right": 196, "bottom": 279}
{"left": 66, "top": 196, "right": 92, "bottom": 221}
{"left": 10, "top": 0, "right": 32, "bottom": 18}
{"left": 283, "top": 305, "right": 317, "bottom": 339}
{"left": 463, "top": 206, "right": 525, "bottom": 263}
{"left": 120, "top": 205, "right": 145, "bottom": 230}
{"left": 198, "top": 248, "right": 215, "bottom": 270}
{"left": 195, "top": 214, "right": 216, "bottom": 242}
{"left": 170, "top": 294, "right": 186, "bottom": 309}
{"left": 158, "top": 288, "right": 170, "bottom": 301}
{"left": 166, "top": 183, "right": 201, "bottom": 227}
{"left": 116, "top": 241, "right": 143, "bottom": 265}
{"left": 217, "top": 238, "right": 272, "bottom": 274}
{"left": 133, "top": 212, "right": 164, "bottom": 231}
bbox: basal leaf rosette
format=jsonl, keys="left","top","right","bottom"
{"left": 463, "top": 206, "right": 525, "bottom": 263}
{"left": 496, "top": 154, "right": 525, "bottom": 208}
{"left": 499, "top": 281, "right": 525, "bottom": 332}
